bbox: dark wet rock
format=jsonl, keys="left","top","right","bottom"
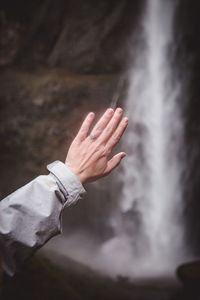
{"left": 176, "top": 0, "right": 200, "bottom": 254}
{"left": 0, "top": 0, "right": 144, "bottom": 73}
{"left": 1, "top": 251, "right": 180, "bottom": 300}
{"left": 0, "top": 0, "right": 144, "bottom": 200}
{"left": 176, "top": 261, "right": 200, "bottom": 300}
{"left": 0, "top": 68, "right": 120, "bottom": 198}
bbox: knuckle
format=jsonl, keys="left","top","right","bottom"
{"left": 111, "top": 135, "right": 119, "bottom": 145}
{"left": 113, "top": 134, "right": 120, "bottom": 142}
{"left": 114, "top": 113, "right": 120, "bottom": 121}
{"left": 95, "top": 127, "right": 102, "bottom": 135}
{"left": 93, "top": 142, "right": 103, "bottom": 153}
{"left": 105, "top": 125, "right": 112, "bottom": 134}
{"left": 103, "top": 146, "right": 111, "bottom": 156}
{"left": 95, "top": 143, "right": 109, "bottom": 156}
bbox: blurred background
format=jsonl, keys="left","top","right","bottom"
{"left": 1, "top": 0, "right": 200, "bottom": 299}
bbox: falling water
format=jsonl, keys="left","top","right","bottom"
{"left": 99, "top": 0, "right": 187, "bottom": 278}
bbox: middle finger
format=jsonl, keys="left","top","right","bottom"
{"left": 98, "top": 108, "right": 123, "bottom": 143}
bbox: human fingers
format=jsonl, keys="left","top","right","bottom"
{"left": 75, "top": 112, "right": 95, "bottom": 142}
{"left": 104, "top": 152, "right": 126, "bottom": 175}
{"left": 99, "top": 108, "right": 123, "bottom": 144}
{"left": 89, "top": 108, "right": 114, "bottom": 139}
{"left": 106, "top": 117, "right": 128, "bottom": 151}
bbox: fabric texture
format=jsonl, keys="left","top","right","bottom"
{"left": 0, "top": 161, "right": 85, "bottom": 276}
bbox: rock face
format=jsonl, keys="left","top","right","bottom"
{"left": 0, "top": 69, "right": 120, "bottom": 196}
{"left": 0, "top": 0, "right": 144, "bottom": 73}
{"left": 0, "top": 0, "right": 144, "bottom": 239}
{"left": 175, "top": 0, "right": 200, "bottom": 253}
{"left": 0, "top": 0, "right": 144, "bottom": 197}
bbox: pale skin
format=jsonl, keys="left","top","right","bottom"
{"left": 65, "top": 107, "right": 128, "bottom": 184}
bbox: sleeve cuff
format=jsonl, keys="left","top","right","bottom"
{"left": 47, "top": 160, "right": 86, "bottom": 207}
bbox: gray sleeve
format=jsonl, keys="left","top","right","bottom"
{"left": 0, "top": 160, "right": 86, "bottom": 276}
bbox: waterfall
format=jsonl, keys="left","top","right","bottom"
{"left": 99, "top": 0, "right": 187, "bottom": 278}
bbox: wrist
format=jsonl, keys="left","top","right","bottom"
{"left": 72, "top": 171, "right": 86, "bottom": 184}
{"left": 64, "top": 163, "right": 86, "bottom": 184}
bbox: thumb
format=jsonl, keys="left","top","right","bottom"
{"left": 104, "top": 152, "right": 126, "bottom": 175}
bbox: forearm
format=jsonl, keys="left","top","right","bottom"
{"left": 0, "top": 161, "right": 85, "bottom": 276}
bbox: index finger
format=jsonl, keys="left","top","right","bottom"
{"left": 75, "top": 112, "right": 95, "bottom": 142}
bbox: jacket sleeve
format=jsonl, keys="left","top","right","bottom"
{"left": 0, "top": 160, "right": 86, "bottom": 276}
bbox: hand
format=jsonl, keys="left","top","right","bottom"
{"left": 65, "top": 108, "right": 128, "bottom": 183}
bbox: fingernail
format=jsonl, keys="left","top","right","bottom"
{"left": 89, "top": 112, "right": 95, "bottom": 118}
{"left": 107, "top": 108, "right": 114, "bottom": 114}
{"left": 124, "top": 117, "right": 128, "bottom": 123}
{"left": 116, "top": 107, "right": 123, "bottom": 114}
{"left": 122, "top": 153, "right": 126, "bottom": 158}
